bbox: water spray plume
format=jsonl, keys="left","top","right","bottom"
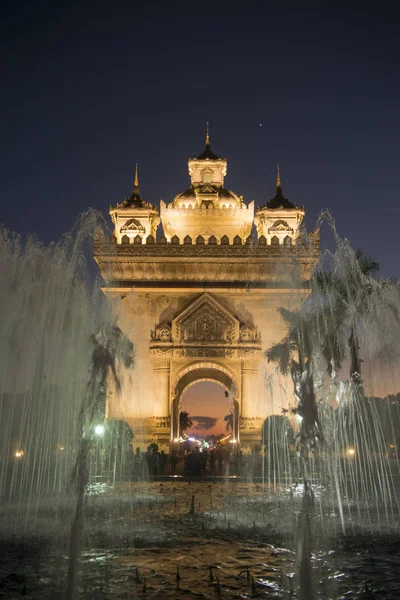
{"left": 0, "top": 209, "right": 398, "bottom": 597}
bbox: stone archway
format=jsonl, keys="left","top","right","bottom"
{"left": 171, "top": 362, "right": 240, "bottom": 443}
{"left": 147, "top": 293, "right": 263, "bottom": 450}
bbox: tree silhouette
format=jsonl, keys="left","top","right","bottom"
{"left": 224, "top": 413, "right": 233, "bottom": 432}
{"left": 179, "top": 410, "right": 193, "bottom": 433}
{"left": 311, "top": 249, "right": 379, "bottom": 382}
{"left": 67, "top": 325, "right": 134, "bottom": 600}
{"left": 266, "top": 307, "right": 323, "bottom": 452}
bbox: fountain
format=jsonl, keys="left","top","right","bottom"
{"left": 0, "top": 210, "right": 399, "bottom": 598}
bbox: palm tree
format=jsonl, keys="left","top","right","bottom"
{"left": 179, "top": 410, "right": 193, "bottom": 433}
{"left": 224, "top": 412, "right": 233, "bottom": 432}
{"left": 266, "top": 305, "right": 329, "bottom": 600}
{"left": 67, "top": 325, "right": 134, "bottom": 600}
{"left": 266, "top": 306, "right": 324, "bottom": 451}
{"left": 311, "top": 248, "right": 379, "bottom": 382}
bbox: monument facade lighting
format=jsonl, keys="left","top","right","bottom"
{"left": 94, "top": 131, "right": 320, "bottom": 452}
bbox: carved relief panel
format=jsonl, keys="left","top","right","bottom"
{"left": 172, "top": 293, "right": 239, "bottom": 344}
{"left": 240, "top": 323, "right": 259, "bottom": 343}
{"left": 150, "top": 293, "right": 261, "bottom": 362}
{"left": 151, "top": 320, "right": 172, "bottom": 342}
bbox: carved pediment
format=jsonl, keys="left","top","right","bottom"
{"left": 198, "top": 184, "right": 216, "bottom": 194}
{"left": 172, "top": 293, "right": 239, "bottom": 344}
{"left": 268, "top": 220, "right": 294, "bottom": 234}
{"left": 151, "top": 320, "right": 172, "bottom": 342}
{"left": 120, "top": 219, "right": 146, "bottom": 234}
{"left": 240, "top": 323, "right": 257, "bottom": 342}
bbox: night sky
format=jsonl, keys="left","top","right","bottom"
{"left": 1, "top": 2, "right": 399, "bottom": 279}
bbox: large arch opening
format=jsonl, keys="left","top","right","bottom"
{"left": 171, "top": 364, "right": 240, "bottom": 446}
{"left": 181, "top": 381, "right": 231, "bottom": 440}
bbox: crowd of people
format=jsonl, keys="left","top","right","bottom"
{"left": 132, "top": 444, "right": 250, "bottom": 478}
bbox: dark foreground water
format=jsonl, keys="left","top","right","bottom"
{"left": 0, "top": 481, "right": 399, "bottom": 599}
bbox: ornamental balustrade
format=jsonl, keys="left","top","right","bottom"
{"left": 106, "top": 231, "right": 319, "bottom": 247}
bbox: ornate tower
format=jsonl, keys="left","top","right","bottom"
{"left": 254, "top": 165, "right": 305, "bottom": 245}
{"left": 160, "top": 127, "right": 254, "bottom": 243}
{"left": 109, "top": 164, "right": 160, "bottom": 244}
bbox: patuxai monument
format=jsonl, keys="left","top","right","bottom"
{"left": 94, "top": 131, "right": 320, "bottom": 452}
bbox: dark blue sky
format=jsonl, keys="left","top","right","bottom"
{"left": 1, "top": 2, "right": 399, "bottom": 277}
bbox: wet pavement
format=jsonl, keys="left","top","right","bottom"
{"left": 0, "top": 481, "right": 399, "bottom": 598}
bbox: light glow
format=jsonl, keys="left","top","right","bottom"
{"left": 15, "top": 450, "right": 24, "bottom": 458}
{"left": 94, "top": 424, "right": 105, "bottom": 436}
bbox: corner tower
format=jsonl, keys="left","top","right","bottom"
{"left": 254, "top": 165, "right": 305, "bottom": 245}
{"left": 110, "top": 164, "right": 160, "bottom": 244}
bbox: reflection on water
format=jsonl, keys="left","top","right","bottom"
{"left": 0, "top": 481, "right": 399, "bottom": 598}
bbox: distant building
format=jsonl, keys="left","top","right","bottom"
{"left": 94, "top": 131, "right": 319, "bottom": 451}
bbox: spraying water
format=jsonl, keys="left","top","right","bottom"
{"left": 0, "top": 209, "right": 399, "bottom": 598}
{"left": 0, "top": 210, "right": 135, "bottom": 595}
{"left": 66, "top": 324, "right": 134, "bottom": 600}
{"left": 266, "top": 212, "right": 400, "bottom": 596}
{"left": 0, "top": 211, "right": 113, "bottom": 502}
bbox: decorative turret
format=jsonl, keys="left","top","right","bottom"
{"left": 254, "top": 166, "right": 305, "bottom": 245}
{"left": 186, "top": 123, "right": 228, "bottom": 189}
{"left": 160, "top": 127, "right": 254, "bottom": 243}
{"left": 110, "top": 164, "right": 160, "bottom": 244}
{"left": 264, "top": 164, "right": 296, "bottom": 210}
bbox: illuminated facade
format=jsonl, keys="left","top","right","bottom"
{"left": 94, "top": 133, "right": 319, "bottom": 451}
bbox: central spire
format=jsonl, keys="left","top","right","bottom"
{"left": 133, "top": 162, "right": 139, "bottom": 192}
{"left": 195, "top": 124, "right": 222, "bottom": 161}
{"left": 276, "top": 163, "right": 281, "bottom": 188}
{"left": 205, "top": 121, "right": 210, "bottom": 146}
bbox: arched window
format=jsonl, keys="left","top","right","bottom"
{"left": 203, "top": 172, "right": 211, "bottom": 183}
{"left": 283, "top": 235, "right": 292, "bottom": 246}
{"left": 271, "top": 235, "right": 279, "bottom": 245}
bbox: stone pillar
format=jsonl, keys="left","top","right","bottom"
{"left": 170, "top": 394, "right": 179, "bottom": 442}
{"left": 152, "top": 360, "right": 170, "bottom": 416}
{"left": 233, "top": 398, "right": 240, "bottom": 443}
{"left": 241, "top": 361, "right": 259, "bottom": 417}
{"left": 126, "top": 418, "right": 150, "bottom": 452}
{"left": 147, "top": 358, "right": 171, "bottom": 451}
{"left": 240, "top": 360, "right": 263, "bottom": 451}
